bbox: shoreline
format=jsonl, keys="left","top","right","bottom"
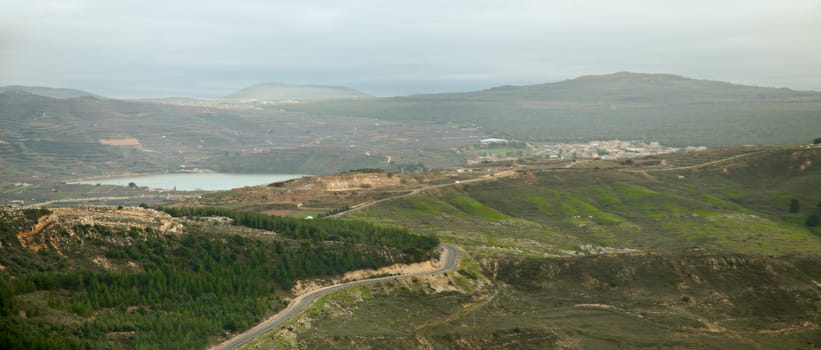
{"left": 66, "top": 172, "right": 310, "bottom": 192}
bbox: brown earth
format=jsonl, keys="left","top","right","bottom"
{"left": 181, "top": 170, "right": 465, "bottom": 216}
{"left": 98, "top": 138, "right": 141, "bottom": 146}
{"left": 15, "top": 206, "right": 182, "bottom": 254}
{"left": 291, "top": 256, "right": 448, "bottom": 297}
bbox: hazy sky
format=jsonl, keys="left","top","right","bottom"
{"left": 1, "top": 0, "right": 819, "bottom": 97}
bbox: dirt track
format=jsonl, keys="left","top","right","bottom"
{"left": 325, "top": 169, "right": 518, "bottom": 218}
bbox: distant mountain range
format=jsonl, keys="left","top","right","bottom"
{"left": 286, "top": 72, "right": 821, "bottom": 147}
{"left": 0, "top": 90, "right": 398, "bottom": 180}
{"left": 3, "top": 72, "right": 820, "bottom": 150}
{"left": 224, "top": 82, "right": 371, "bottom": 101}
{"left": 445, "top": 72, "right": 820, "bottom": 102}
{"left": 0, "top": 82, "right": 373, "bottom": 102}
{"left": 0, "top": 85, "right": 101, "bottom": 99}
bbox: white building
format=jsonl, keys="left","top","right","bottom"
{"left": 480, "top": 138, "right": 509, "bottom": 145}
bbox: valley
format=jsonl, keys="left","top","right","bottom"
{"left": 5, "top": 1, "right": 821, "bottom": 348}
{"left": 1, "top": 74, "right": 820, "bottom": 349}
{"left": 1, "top": 145, "right": 819, "bottom": 349}
{"left": 222, "top": 146, "right": 821, "bottom": 349}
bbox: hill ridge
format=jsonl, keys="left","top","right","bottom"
{"left": 225, "top": 82, "right": 371, "bottom": 100}
{"left": 287, "top": 72, "right": 821, "bottom": 147}
{"left": 471, "top": 71, "right": 821, "bottom": 97}
{"left": 0, "top": 85, "right": 102, "bottom": 99}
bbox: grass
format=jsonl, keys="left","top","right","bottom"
{"left": 230, "top": 147, "right": 821, "bottom": 350}
{"left": 396, "top": 196, "right": 451, "bottom": 217}
{"left": 457, "top": 256, "right": 487, "bottom": 283}
{"left": 251, "top": 253, "right": 821, "bottom": 350}
{"left": 352, "top": 148, "right": 821, "bottom": 256}
{"left": 448, "top": 194, "right": 510, "bottom": 221}
{"left": 615, "top": 184, "right": 658, "bottom": 200}
{"left": 307, "top": 287, "right": 370, "bottom": 318}
{"left": 286, "top": 210, "right": 319, "bottom": 219}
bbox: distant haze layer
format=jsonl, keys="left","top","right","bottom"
{"left": 224, "top": 83, "right": 370, "bottom": 101}
{"left": 1, "top": 1, "right": 819, "bottom": 97}
{"left": 70, "top": 173, "right": 306, "bottom": 191}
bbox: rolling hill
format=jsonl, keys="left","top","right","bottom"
{"left": 350, "top": 146, "right": 821, "bottom": 255}
{"left": 0, "top": 85, "right": 101, "bottom": 99}
{"left": 3, "top": 72, "right": 820, "bottom": 186}
{"left": 224, "top": 82, "right": 371, "bottom": 101}
{"left": 0, "top": 91, "right": 425, "bottom": 181}
{"left": 287, "top": 72, "right": 821, "bottom": 147}
{"left": 0, "top": 205, "right": 439, "bottom": 349}
{"left": 216, "top": 146, "right": 821, "bottom": 350}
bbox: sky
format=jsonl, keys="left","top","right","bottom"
{"left": 1, "top": 0, "right": 820, "bottom": 98}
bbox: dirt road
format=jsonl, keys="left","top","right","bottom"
{"left": 621, "top": 150, "right": 768, "bottom": 172}
{"left": 326, "top": 169, "right": 518, "bottom": 218}
{"left": 24, "top": 194, "right": 185, "bottom": 207}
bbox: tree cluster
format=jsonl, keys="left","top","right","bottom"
{"left": 0, "top": 206, "right": 440, "bottom": 349}
{"left": 158, "top": 206, "right": 439, "bottom": 255}
{"left": 806, "top": 200, "right": 821, "bottom": 227}
{"left": 787, "top": 199, "right": 821, "bottom": 227}
{"left": 316, "top": 205, "right": 351, "bottom": 218}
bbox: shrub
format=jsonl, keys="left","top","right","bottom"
{"left": 789, "top": 199, "right": 800, "bottom": 213}
{"left": 807, "top": 214, "right": 820, "bottom": 227}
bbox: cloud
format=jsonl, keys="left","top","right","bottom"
{"left": 1, "top": 0, "right": 819, "bottom": 97}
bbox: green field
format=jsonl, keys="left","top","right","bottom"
{"left": 352, "top": 148, "right": 821, "bottom": 256}
{"left": 221, "top": 147, "right": 821, "bottom": 350}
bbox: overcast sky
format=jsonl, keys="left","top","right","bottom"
{"left": 1, "top": 0, "right": 819, "bottom": 98}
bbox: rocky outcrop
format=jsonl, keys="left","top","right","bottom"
{"left": 313, "top": 172, "right": 418, "bottom": 191}
{"left": 14, "top": 206, "right": 183, "bottom": 253}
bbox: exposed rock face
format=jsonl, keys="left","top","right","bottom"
{"left": 188, "top": 170, "right": 435, "bottom": 217}
{"left": 313, "top": 172, "right": 418, "bottom": 191}
{"left": 291, "top": 257, "right": 449, "bottom": 297}
{"left": 13, "top": 206, "right": 183, "bottom": 253}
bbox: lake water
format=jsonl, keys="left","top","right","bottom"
{"left": 70, "top": 173, "right": 307, "bottom": 191}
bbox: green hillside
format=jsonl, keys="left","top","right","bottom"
{"left": 0, "top": 206, "right": 438, "bottom": 349}
{"left": 288, "top": 72, "right": 821, "bottom": 146}
{"left": 250, "top": 147, "right": 821, "bottom": 349}
{"left": 352, "top": 147, "right": 821, "bottom": 256}
{"left": 281, "top": 253, "right": 819, "bottom": 350}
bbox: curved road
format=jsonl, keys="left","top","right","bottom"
{"left": 209, "top": 244, "right": 460, "bottom": 350}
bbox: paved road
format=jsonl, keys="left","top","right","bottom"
{"left": 209, "top": 244, "right": 461, "bottom": 350}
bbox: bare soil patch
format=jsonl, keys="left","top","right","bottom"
{"left": 99, "top": 138, "right": 141, "bottom": 146}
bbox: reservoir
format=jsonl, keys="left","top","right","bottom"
{"left": 70, "top": 173, "right": 307, "bottom": 191}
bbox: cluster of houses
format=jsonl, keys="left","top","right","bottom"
{"left": 537, "top": 140, "right": 681, "bottom": 160}
{"left": 469, "top": 138, "right": 688, "bottom": 162}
